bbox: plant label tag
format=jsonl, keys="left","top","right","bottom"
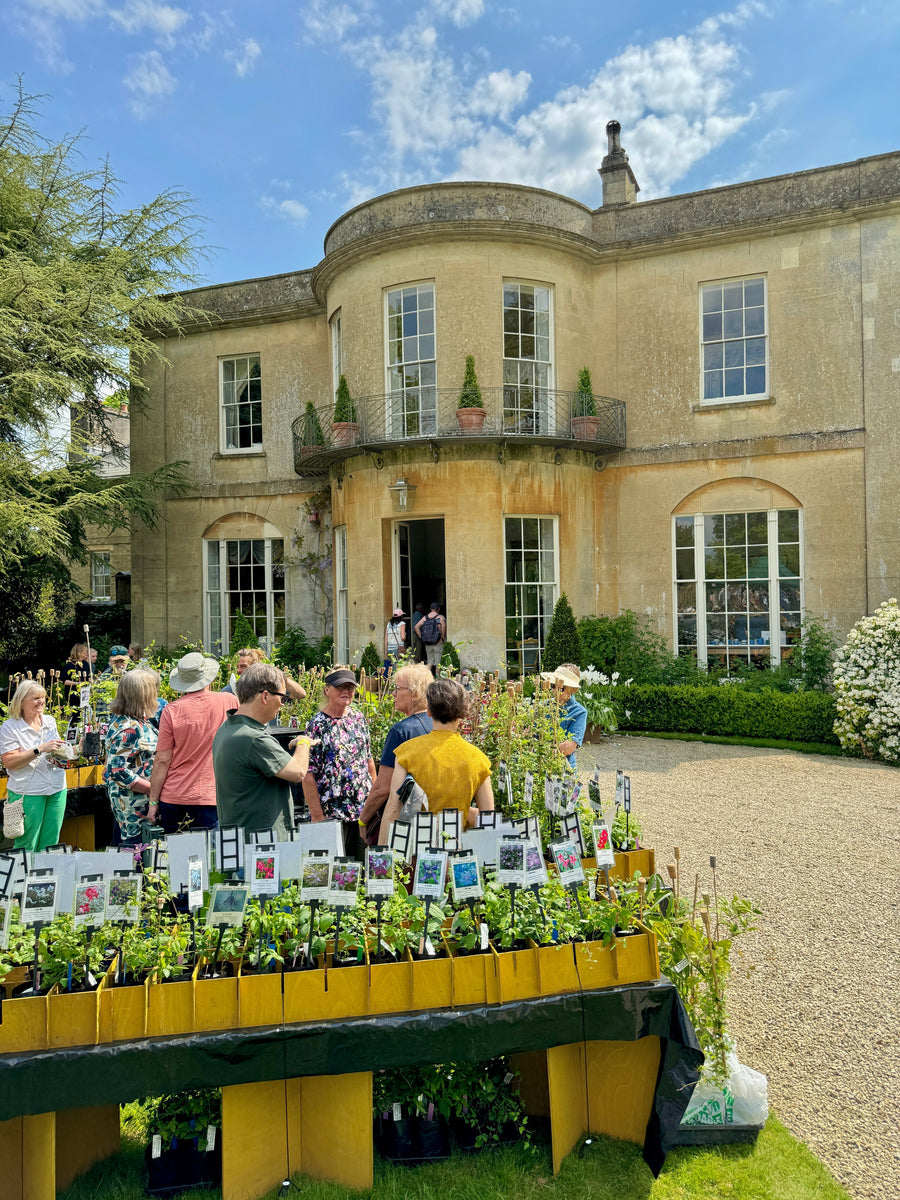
{"left": 207, "top": 1126, "right": 216, "bottom": 1151}
{"left": 561, "top": 812, "right": 587, "bottom": 858}
{"left": 327, "top": 857, "right": 361, "bottom": 908}
{"left": 588, "top": 768, "right": 602, "bottom": 813}
{"left": 523, "top": 840, "right": 548, "bottom": 889}
{"left": 449, "top": 851, "right": 483, "bottom": 904}
{"left": 497, "top": 837, "right": 526, "bottom": 888}
{"left": 300, "top": 850, "right": 331, "bottom": 903}
{"left": 79, "top": 684, "right": 91, "bottom": 710}
{"left": 107, "top": 871, "right": 142, "bottom": 923}
{"left": 206, "top": 883, "right": 249, "bottom": 927}
{"left": 549, "top": 840, "right": 585, "bottom": 888}
{"left": 623, "top": 775, "right": 631, "bottom": 813}
{"left": 366, "top": 847, "right": 395, "bottom": 898}
{"left": 388, "top": 820, "right": 412, "bottom": 863}
{"left": 544, "top": 777, "right": 557, "bottom": 815}
{"left": 501, "top": 761, "right": 514, "bottom": 805}
{"left": 151, "top": 1135, "right": 162, "bottom": 1159}
{"left": 615, "top": 770, "right": 624, "bottom": 809}
{"left": 503, "top": 1072, "right": 514, "bottom": 1086}
{"left": 0, "top": 898, "right": 11, "bottom": 950}
{"left": 439, "top": 808, "right": 461, "bottom": 850}
{"left": 187, "top": 855, "right": 204, "bottom": 910}
{"left": 673, "top": 958, "right": 690, "bottom": 974}
{"left": 523, "top": 772, "right": 534, "bottom": 809}
{"left": 413, "top": 850, "right": 448, "bottom": 901}
{"left": 479, "top": 922, "right": 489, "bottom": 951}
{"left": 73, "top": 873, "right": 106, "bottom": 929}
{"left": 0, "top": 854, "right": 17, "bottom": 902}
{"left": 22, "top": 871, "right": 58, "bottom": 925}
{"left": 592, "top": 823, "right": 616, "bottom": 870}
{"left": 249, "top": 846, "right": 280, "bottom": 897}
{"left": 424, "top": 937, "right": 436, "bottom": 958}
{"left": 427, "top": 1101, "right": 434, "bottom": 1121}
{"left": 588, "top": 877, "right": 597, "bottom": 901}
{"left": 392, "top": 1103, "right": 402, "bottom": 1121}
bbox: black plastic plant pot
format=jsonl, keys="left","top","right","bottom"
{"left": 379, "top": 1116, "right": 417, "bottom": 1161}
{"left": 416, "top": 1115, "right": 451, "bottom": 1160}
{"left": 145, "top": 1141, "right": 222, "bottom": 1195}
{"left": 451, "top": 1116, "right": 479, "bottom": 1151}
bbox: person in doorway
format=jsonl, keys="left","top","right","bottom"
{"left": 212, "top": 663, "right": 313, "bottom": 836}
{"left": 303, "top": 668, "right": 377, "bottom": 860}
{"left": 358, "top": 663, "right": 433, "bottom": 844}
{"left": 415, "top": 602, "right": 446, "bottom": 677}
{"left": 541, "top": 664, "right": 587, "bottom": 771}
{"left": 410, "top": 603, "right": 427, "bottom": 662}
{"left": 0, "top": 681, "right": 67, "bottom": 851}
{"left": 148, "top": 652, "right": 237, "bottom": 833}
{"left": 378, "top": 678, "right": 492, "bottom": 842}
{"left": 384, "top": 609, "right": 407, "bottom": 669}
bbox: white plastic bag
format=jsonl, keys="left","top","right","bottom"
{"left": 682, "top": 1050, "right": 769, "bottom": 1127}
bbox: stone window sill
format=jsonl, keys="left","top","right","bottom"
{"left": 692, "top": 396, "right": 775, "bottom": 413}
{"left": 213, "top": 450, "right": 267, "bottom": 459}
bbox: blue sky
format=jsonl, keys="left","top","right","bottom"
{"left": 3, "top": 0, "right": 897, "bottom": 285}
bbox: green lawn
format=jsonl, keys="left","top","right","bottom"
{"left": 60, "top": 1116, "right": 850, "bottom": 1200}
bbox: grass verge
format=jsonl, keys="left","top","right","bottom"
{"left": 619, "top": 730, "right": 845, "bottom": 756}
{"left": 60, "top": 1115, "right": 850, "bottom": 1200}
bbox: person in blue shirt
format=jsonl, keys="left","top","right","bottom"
{"left": 542, "top": 664, "right": 587, "bottom": 770}
{"left": 358, "top": 663, "right": 434, "bottom": 843}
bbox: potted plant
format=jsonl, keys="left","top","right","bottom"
{"left": 299, "top": 400, "right": 326, "bottom": 456}
{"left": 456, "top": 354, "right": 487, "bottom": 433}
{"left": 572, "top": 366, "right": 600, "bottom": 440}
{"left": 331, "top": 374, "right": 359, "bottom": 447}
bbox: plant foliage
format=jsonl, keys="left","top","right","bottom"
{"left": 300, "top": 400, "right": 325, "bottom": 446}
{"left": 573, "top": 366, "right": 596, "bottom": 417}
{"left": 833, "top": 596, "right": 900, "bottom": 761}
{"left": 457, "top": 354, "right": 484, "bottom": 408}
{"left": 333, "top": 373, "right": 356, "bottom": 422}
{"left": 541, "top": 593, "right": 581, "bottom": 672}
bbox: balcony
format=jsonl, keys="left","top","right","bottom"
{"left": 292, "top": 386, "right": 626, "bottom": 475}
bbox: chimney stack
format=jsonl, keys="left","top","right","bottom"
{"left": 599, "top": 120, "right": 639, "bottom": 206}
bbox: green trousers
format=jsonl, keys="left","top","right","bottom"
{"left": 10, "top": 788, "right": 68, "bottom": 851}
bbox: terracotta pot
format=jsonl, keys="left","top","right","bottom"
{"left": 331, "top": 421, "right": 359, "bottom": 448}
{"left": 456, "top": 407, "right": 487, "bottom": 433}
{"left": 572, "top": 415, "right": 600, "bottom": 440}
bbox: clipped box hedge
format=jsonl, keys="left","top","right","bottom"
{"left": 614, "top": 684, "right": 839, "bottom": 745}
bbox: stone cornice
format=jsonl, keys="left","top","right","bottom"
{"left": 617, "top": 427, "right": 866, "bottom": 467}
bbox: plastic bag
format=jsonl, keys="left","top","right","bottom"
{"left": 681, "top": 1050, "right": 769, "bottom": 1127}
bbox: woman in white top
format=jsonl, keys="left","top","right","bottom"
{"left": 384, "top": 609, "right": 407, "bottom": 668}
{"left": 0, "top": 681, "right": 68, "bottom": 851}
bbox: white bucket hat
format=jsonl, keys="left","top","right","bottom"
{"left": 540, "top": 666, "right": 582, "bottom": 689}
{"left": 169, "top": 652, "right": 221, "bottom": 693}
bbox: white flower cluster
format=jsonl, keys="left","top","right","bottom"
{"left": 832, "top": 597, "right": 900, "bottom": 761}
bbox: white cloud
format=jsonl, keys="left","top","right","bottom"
{"left": 302, "top": 0, "right": 373, "bottom": 43}
{"left": 260, "top": 196, "right": 310, "bottom": 225}
{"left": 123, "top": 48, "right": 177, "bottom": 115}
{"left": 109, "top": 0, "right": 188, "bottom": 37}
{"left": 327, "top": 3, "right": 771, "bottom": 204}
{"left": 430, "top": 0, "right": 484, "bottom": 27}
{"left": 225, "top": 37, "right": 261, "bottom": 77}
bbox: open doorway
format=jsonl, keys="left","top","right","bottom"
{"left": 393, "top": 519, "right": 446, "bottom": 659}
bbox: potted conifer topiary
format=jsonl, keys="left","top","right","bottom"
{"left": 572, "top": 366, "right": 600, "bottom": 440}
{"left": 456, "top": 355, "right": 487, "bottom": 433}
{"left": 299, "top": 400, "right": 326, "bottom": 456}
{"left": 331, "top": 374, "right": 359, "bottom": 447}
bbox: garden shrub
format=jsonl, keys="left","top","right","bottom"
{"left": 230, "top": 610, "right": 259, "bottom": 652}
{"left": 833, "top": 597, "right": 900, "bottom": 760}
{"left": 441, "top": 640, "right": 460, "bottom": 670}
{"left": 360, "top": 641, "right": 382, "bottom": 675}
{"left": 577, "top": 609, "right": 675, "bottom": 684}
{"left": 542, "top": 593, "right": 581, "bottom": 672}
{"left": 616, "top": 684, "right": 839, "bottom": 744}
{"left": 274, "top": 624, "right": 333, "bottom": 670}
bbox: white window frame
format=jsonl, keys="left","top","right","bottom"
{"left": 503, "top": 514, "right": 559, "bottom": 676}
{"left": 502, "top": 280, "right": 555, "bottom": 434}
{"left": 672, "top": 508, "right": 803, "bottom": 669}
{"left": 331, "top": 311, "right": 343, "bottom": 401}
{"left": 384, "top": 282, "right": 437, "bottom": 439}
{"left": 90, "top": 551, "right": 112, "bottom": 602}
{"left": 218, "top": 353, "right": 263, "bottom": 454}
{"left": 203, "top": 536, "right": 285, "bottom": 654}
{"left": 698, "top": 276, "right": 768, "bottom": 404}
{"left": 334, "top": 525, "right": 349, "bottom": 664}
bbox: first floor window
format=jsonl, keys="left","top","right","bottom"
{"left": 90, "top": 552, "right": 111, "bottom": 601}
{"left": 674, "top": 508, "right": 801, "bottom": 668}
{"left": 386, "top": 283, "right": 436, "bottom": 437}
{"left": 220, "top": 354, "right": 262, "bottom": 452}
{"left": 503, "top": 282, "right": 553, "bottom": 433}
{"left": 335, "top": 526, "right": 349, "bottom": 664}
{"left": 504, "top": 516, "right": 558, "bottom": 676}
{"left": 204, "top": 537, "right": 285, "bottom": 653}
{"left": 700, "top": 277, "right": 767, "bottom": 402}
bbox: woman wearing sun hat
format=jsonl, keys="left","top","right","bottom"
{"left": 541, "top": 663, "right": 587, "bottom": 770}
{"left": 147, "top": 651, "right": 238, "bottom": 833}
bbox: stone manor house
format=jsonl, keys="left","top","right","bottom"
{"left": 121, "top": 124, "right": 899, "bottom": 675}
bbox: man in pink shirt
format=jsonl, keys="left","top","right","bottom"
{"left": 148, "top": 652, "right": 238, "bottom": 833}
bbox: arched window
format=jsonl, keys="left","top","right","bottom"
{"left": 203, "top": 514, "right": 285, "bottom": 652}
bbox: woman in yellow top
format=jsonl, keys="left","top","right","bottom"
{"left": 378, "top": 678, "right": 493, "bottom": 841}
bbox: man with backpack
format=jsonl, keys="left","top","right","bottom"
{"left": 415, "top": 602, "right": 446, "bottom": 676}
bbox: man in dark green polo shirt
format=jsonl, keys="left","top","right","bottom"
{"left": 212, "top": 662, "right": 312, "bottom": 836}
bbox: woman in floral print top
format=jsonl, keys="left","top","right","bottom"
{"left": 103, "top": 670, "right": 160, "bottom": 845}
{"left": 302, "top": 669, "right": 376, "bottom": 860}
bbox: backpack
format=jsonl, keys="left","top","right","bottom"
{"left": 420, "top": 614, "right": 443, "bottom": 645}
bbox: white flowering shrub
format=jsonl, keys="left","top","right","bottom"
{"left": 833, "top": 598, "right": 900, "bottom": 761}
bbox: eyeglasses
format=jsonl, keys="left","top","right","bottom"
{"left": 263, "top": 689, "right": 288, "bottom": 701}
{"left": 392, "top": 685, "right": 410, "bottom": 692}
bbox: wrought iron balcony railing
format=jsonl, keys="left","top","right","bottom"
{"left": 292, "top": 386, "right": 625, "bottom": 474}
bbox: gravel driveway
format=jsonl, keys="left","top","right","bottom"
{"left": 578, "top": 735, "right": 899, "bottom": 1200}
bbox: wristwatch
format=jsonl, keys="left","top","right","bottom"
{"left": 33, "top": 747, "right": 40, "bottom": 757}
